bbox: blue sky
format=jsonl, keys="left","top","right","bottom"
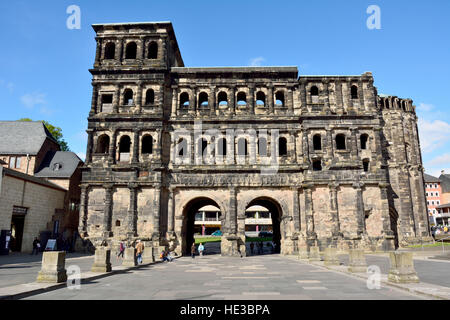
{"left": 0, "top": 0, "right": 449, "bottom": 176}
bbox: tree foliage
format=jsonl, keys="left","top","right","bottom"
{"left": 17, "top": 118, "right": 70, "bottom": 151}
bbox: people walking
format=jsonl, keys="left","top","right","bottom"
{"left": 117, "top": 241, "right": 125, "bottom": 259}
{"left": 191, "top": 243, "right": 196, "bottom": 259}
{"left": 136, "top": 240, "right": 144, "bottom": 264}
{"left": 198, "top": 243, "right": 205, "bottom": 257}
{"left": 250, "top": 242, "right": 255, "bottom": 255}
{"left": 31, "top": 237, "right": 40, "bottom": 255}
{"left": 258, "top": 241, "right": 264, "bottom": 254}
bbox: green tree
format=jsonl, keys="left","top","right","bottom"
{"left": 17, "top": 118, "right": 70, "bottom": 151}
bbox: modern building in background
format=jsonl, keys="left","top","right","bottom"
{"left": 0, "top": 121, "right": 83, "bottom": 253}
{"left": 425, "top": 171, "right": 450, "bottom": 227}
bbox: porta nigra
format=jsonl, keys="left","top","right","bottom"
{"left": 78, "top": 22, "right": 431, "bottom": 257}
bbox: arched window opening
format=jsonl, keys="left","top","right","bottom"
{"left": 310, "top": 86, "right": 319, "bottom": 103}
{"left": 313, "top": 159, "right": 322, "bottom": 171}
{"left": 148, "top": 41, "right": 158, "bottom": 59}
{"left": 101, "top": 94, "right": 113, "bottom": 112}
{"left": 141, "top": 135, "right": 153, "bottom": 154}
{"left": 351, "top": 85, "right": 358, "bottom": 99}
{"left": 218, "top": 91, "right": 228, "bottom": 106}
{"left": 178, "top": 138, "right": 187, "bottom": 157}
{"left": 198, "top": 92, "right": 209, "bottom": 108}
{"left": 363, "top": 159, "right": 370, "bottom": 172}
{"left": 258, "top": 137, "right": 267, "bottom": 156}
{"left": 238, "top": 138, "right": 248, "bottom": 156}
{"left": 279, "top": 137, "right": 287, "bottom": 156}
{"left": 256, "top": 91, "right": 266, "bottom": 106}
{"left": 217, "top": 138, "right": 227, "bottom": 156}
{"left": 180, "top": 92, "right": 190, "bottom": 108}
{"left": 313, "top": 134, "right": 322, "bottom": 151}
{"left": 115, "top": 220, "right": 121, "bottom": 227}
{"left": 198, "top": 138, "right": 208, "bottom": 157}
{"left": 360, "top": 134, "right": 369, "bottom": 150}
{"left": 119, "top": 135, "right": 131, "bottom": 162}
{"left": 237, "top": 92, "right": 247, "bottom": 106}
{"left": 275, "top": 91, "right": 285, "bottom": 106}
{"left": 380, "top": 99, "right": 385, "bottom": 108}
{"left": 96, "top": 135, "right": 110, "bottom": 154}
{"left": 104, "top": 43, "right": 115, "bottom": 59}
{"left": 336, "top": 134, "right": 346, "bottom": 150}
{"left": 385, "top": 99, "right": 390, "bottom": 109}
{"left": 125, "top": 42, "right": 137, "bottom": 59}
{"left": 145, "top": 89, "right": 154, "bottom": 105}
{"left": 123, "top": 89, "right": 134, "bottom": 106}
{"left": 402, "top": 101, "right": 406, "bottom": 111}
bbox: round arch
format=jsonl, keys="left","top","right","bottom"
{"left": 242, "top": 196, "right": 286, "bottom": 254}
{"left": 180, "top": 196, "right": 227, "bottom": 256}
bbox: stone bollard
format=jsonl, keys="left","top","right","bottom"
{"left": 37, "top": 251, "right": 67, "bottom": 283}
{"left": 122, "top": 247, "right": 137, "bottom": 267}
{"left": 388, "top": 252, "right": 419, "bottom": 283}
{"left": 348, "top": 249, "right": 367, "bottom": 273}
{"left": 91, "top": 247, "right": 112, "bottom": 272}
{"left": 143, "top": 246, "right": 155, "bottom": 264}
{"left": 323, "top": 248, "right": 340, "bottom": 266}
{"left": 298, "top": 247, "right": 309, "bottom": 260}
{"left": 308, "top": 246, "right": 320, "bottom": 262}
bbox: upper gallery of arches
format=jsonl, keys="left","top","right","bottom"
{"left": 91, "top": 22, "right": 184, "bottom": 71}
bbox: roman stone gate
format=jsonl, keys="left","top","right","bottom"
{"left": 78, "top": 22, "right": 431, "bottom": 257}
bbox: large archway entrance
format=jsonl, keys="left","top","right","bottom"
{"left": 182, "top": 197, "right": 223, "bottom": 256}
{"left": 245, "top": 197, "right": 282, "bottom": 255}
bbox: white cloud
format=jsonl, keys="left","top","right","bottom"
{"left": 249, "top": 57, "right": 265, "bottom": 67}
{"left": 428, "top": 153, "right": 450, "bottom": 166}
{"left": 418, "top": 119, "right": 450, "bottom": 153}
{"left": 417, "top": 103, "right": 433, "bottom": 112}
{"left": 425, "top": 167, "right": 450, "bottom": 178}
{"left": 20, "top": 92, "right": 47, "bottom": 108}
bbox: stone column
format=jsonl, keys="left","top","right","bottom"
{"left": 152, "top": 184, "right": 161, "bottom": 241}
{"left": 188, "top": 87, "right": 195, "bottom": 115}
{"left": 302, "top": 130, "right": 310, "bottom": 164}
{"left": 89, "top": 84, "right": 98, "bottom": 116}
{"left": 326, "top": 129, "right": 333, "bottom": 160}
{"left": 267, "top": 85, "right": 274, "bottom": 114}
{"left": 209, "top": 86, "right": 216, "bottom": 117}
{"left": 292, "top": 187, "right": 300, "bottom": 231}
{"left": 128, "top": 183, "right": 138, "bottom": 237}
{"left": 353, "top": 182, "right": 365, "bottom": 237}
{"left": 78, "top": 185, "right": 89, "bottom": 237}
{"left": 329, "top": 183, "right": 341, "bottom": 240}
{"left": 229, "top": 86, "right": 236, "bottom": 115}
{"left": 350, "top": 128, "right": 358, "bottom": 159}
{"left": 132, "top": 130, "right": 140, "bottom": 164}
{"left": 37, "top": 251, "right": 67, "bottom": 283}
{"left": 335, "top": 80, "right": 344, "bottom": 114}
{"left": 346, "top": 80, "right": 353, "bottom": 112}
{"left": 323, "top": 248, "right": 339, "bottom": 266}
{"left": 113, "top": 85, "right": 120, "bottom": 113}
{"left": 116, "top": 40, "right": 123, "bottom": 61}
{"left": 171, "top": 86, "right": 178, "bottom": 117}
{"left": 109, "top": 131, "right": 117, "bottom": 164}
{"left": 288, "top": 86, "right": 294, "bottom": 114}
{"left": 248, "top": 85, "right": 255, "bottom": 115}
{"left": 167, "top": 187, "right": 175, "bottom": 236}
{"left": 358, "top": 80, "right": 365, "bottom": 110}
{"left": 103, "top": 184, "right": 113, "bottom": 238}
{"left": 299, "top": 80, "right": 307, "bottom": 114}
{"left": 85, "top": 129, "right": 94, "bottom": 165}
{"left": 136, "top": 82, "right": 143, "bottom": 113}
{"left": 94, "top": 39, "right": 102, "bottom": 67}
{"left": 303, "top": 183, "right": 317, "bottom": 244}
{"left": 229, "top": 187, "right": 237, "bottom": 235}
{"left": 322, "top": 80, "right": 330, "bottom": 112}
{"left": 348, "top": 249, "right": 367, "bottom": 273}
{"left": 379, "top": 183, "right": 395, "bottom": 251}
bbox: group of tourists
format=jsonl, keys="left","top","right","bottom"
{"left": 190, "top": 242, "right": 205, "bottom": 258}
{"left": 116, "top": 240, "right": 145, "bottom": 264}
{"left": 431, "top": 225, "right": 450, "bottom": 239}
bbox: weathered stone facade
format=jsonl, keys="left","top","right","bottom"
{"left": 79, "top": 22, "right": 431, "bottom": 257}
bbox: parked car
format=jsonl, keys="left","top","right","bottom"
{"left": 211, "top": 230, "right": 223, "bottom": 236}
{"left": 258, "top": 231, "right": 273, "bottom": 238}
